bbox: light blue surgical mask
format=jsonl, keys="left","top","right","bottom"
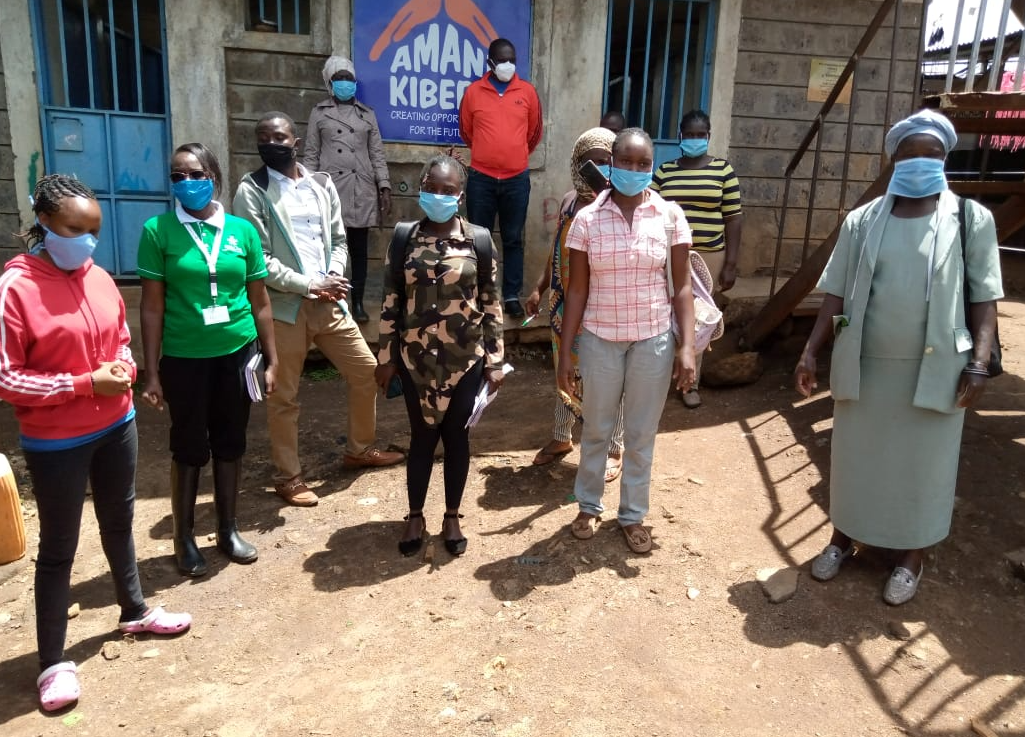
{"left": 332, "top": 80, "right": 357, "bottom": 101}
{"left": 887, "top": 157, "right": 947, "bottom": 199}
{"left": 609, "top": 166, "right": 652, "bottom": 196}
{"left": 41, "top": 227, "right": 98, "bottom": 270}
{"left": 679, "top": 138, "right": 709, "bottom": 158}
{"left": 419, "top": 191, "right": 460, "bottom": 223}
{"left": 596, "top": 164, "right": 611, "bottom": 179}
{"left": 172, "top": 178, "right": 215, "bottom": 211}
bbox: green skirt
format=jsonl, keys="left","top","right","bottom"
{"left": 830, "top": 356, "right": 964, "bottom": 549}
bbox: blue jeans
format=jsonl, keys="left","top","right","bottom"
{"left": 465, "top": 168, "right": 530, "bottom": 301}
{"left": 573, "top": 329, "right": 674, "bottom": 525}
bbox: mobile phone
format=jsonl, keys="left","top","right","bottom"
{"left": 385, "top": 374, "right": 403, "bottom": 399}
{"left": 578, "top": 160, "right": 610, "bottom": 194}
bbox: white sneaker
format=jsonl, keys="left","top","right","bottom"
{"left": 810, "top": 544, "right": 854, "bottom": 581}
{"left": 883, "top": 565, "right": 923, "bottom": 606}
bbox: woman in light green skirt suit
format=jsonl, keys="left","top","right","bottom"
{"left": 794, "top": 110, "right": 1003, "bottom": 606}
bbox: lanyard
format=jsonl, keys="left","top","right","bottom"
{"left": 183, "top": 221, "right": 223, "bottom": 304}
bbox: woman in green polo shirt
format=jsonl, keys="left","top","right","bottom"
{"left": 138, "top": 142, "right": 278, "bottom": 578}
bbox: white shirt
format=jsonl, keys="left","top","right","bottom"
{"left": 268, "top": 165, "right": 325, "bottom": 278}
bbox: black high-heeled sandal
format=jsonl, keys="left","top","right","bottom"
{"left": 442, "top": 512, "right": 467, "bottom": 556}
{"left": 398, "top": 511, "right": 426, "bottom": 557}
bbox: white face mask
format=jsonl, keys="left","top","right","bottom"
{"left": 492, "top": 61, "right": 516, "bottom": 82}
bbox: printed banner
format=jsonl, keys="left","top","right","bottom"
{"left": 353, "top": 0, "right": 532, "bottom": 144}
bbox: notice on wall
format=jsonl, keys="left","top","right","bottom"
{"left": 353, "top": 0, "right": 533, "bottom": 144}
{"left": 807, "top": 58, "right": 853, "bottom": 105}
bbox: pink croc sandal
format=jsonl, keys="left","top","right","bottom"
{"left": 37, "top": 661, "right": 80, "bottom": 712}
{"left": 118, "top": 606, "right": 192, "bottom": 635}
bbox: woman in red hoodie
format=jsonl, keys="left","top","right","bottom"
{"left": 0, "top": 175, "right": 191, "bottom": 712}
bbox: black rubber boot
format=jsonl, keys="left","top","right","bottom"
{"left": 171, "top": 462, "right": 208, "bottom": 577}
{"left": 213, "top": 459, "right": 258, "bottom": 564}
{"left": 351, "top": 287, "right": 369, "bottom": 324}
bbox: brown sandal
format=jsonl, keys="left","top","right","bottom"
{"left": 571, "top": 512, "right": 600, "bottom": 540}
{"left": 621, "top": 524, "right": 652, "bottom": 553}
{"left": 533, "top": 439, "right": 573, "bottom": 465}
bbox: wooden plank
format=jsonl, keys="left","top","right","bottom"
{"left": 949, "top": 181, "right": 1025, "bottom": 196}
{"left": 943, "top": 117, "right": 1025, "bottom": 135}
{"left": 924, "top": 91, "right": 1025, "bottom": 112}
{"left": 992, "top": 194, "right": 1025, "bottom": 242}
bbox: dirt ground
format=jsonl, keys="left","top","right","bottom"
{"left": 2, "top": 265, "right": 1025, "bottom": 737}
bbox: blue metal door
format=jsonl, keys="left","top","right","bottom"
{"left": 31, "top": 0, "right": 170, "bottom": 277}
{"left": 603, "top": 0, "right": 718, "bottom": 168}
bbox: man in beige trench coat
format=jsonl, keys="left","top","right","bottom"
{"left": 303, "top": 56, "right": 391, "bottom": 323}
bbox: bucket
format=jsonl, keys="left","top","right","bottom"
{"left": 0, "top": 453, "right": 26, "bottom": 564}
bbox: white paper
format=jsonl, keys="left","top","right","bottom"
{"left": 465, "top": 363, "right": 514, "bottom": 428}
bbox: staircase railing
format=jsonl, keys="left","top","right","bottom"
{"left": 768, "top": 0, "right": 905, "bottom": 297}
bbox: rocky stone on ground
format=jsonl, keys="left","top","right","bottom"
{"left": 702, "top": 352, "right": 764, "bottom": 387}
{"left": 755, "top": 567, "right": 800, "bottom": 604}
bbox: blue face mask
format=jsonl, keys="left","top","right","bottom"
{"left": 679, "top": 138, "right": 709, "bottom": 158}
{"left": 332, "top": 80, "right": 357, "bottom": 101}
{"left": 887, "top": 157, "right": 947, "bottom": 199}
{"left": 419, "top": 191, "right": 460, "bottom": 223}
{"left": 41, "top": 227, "right": 98, "bottom": 270}
{"left": 609, "top": 166, "right": 653, "bottom": 197}
{"left": 596, "top": 164, "right": 611, "bottom": 179}
{"left": 173, "top": 178, "right": 215, "bottom": 211}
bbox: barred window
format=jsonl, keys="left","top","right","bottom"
{"left": 246, "top": 0, "right": 311, "bottom": 34}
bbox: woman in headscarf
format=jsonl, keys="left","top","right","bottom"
{"left": 795, "top": 109, "right": 1002, "bottom": 605}
{"left": 303, "top": 55, "right": 391, "bottom": 323}
{"left": 525, "top": 127, "right": 626, "bottom": 483}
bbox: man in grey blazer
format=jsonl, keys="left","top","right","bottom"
{"left": 234, "top": 112, "right": 403, "bottom": 507}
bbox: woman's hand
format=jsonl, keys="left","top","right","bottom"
{"left": 140, "top": 374, "right": 164, "bottom": 409}
{"left": 263, "top": 362, "right": 277, "bottom": 397}
{"left": 91, "top": 361, "right": 132, "bottom": 397}
{"left": 525, "top": 289, "right": 542, "bottom": 317}
{"left": 484, "top": 366, "right": 504, "bottom": 394}
{"left": 556, "top": 355, "right": 576, "bottom": 396}
{"left": 672, "top": 346, "right": 696, "bottom": 392}
{"left": 794, "top": 352, "right": 818, "bottom": 398}
{"left": 375, "top": 363, "right": 397, "bottom": 391}
{"left": 956, "top": 371, "right": 988, "bottom": 408}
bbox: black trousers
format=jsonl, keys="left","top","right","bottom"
{"left": 399, "top": 359, "right": 483, "bottom": 511}
{"left": 25, "top": 420, "right": 147, "bottom": 670}
{"left": 348, "top": 226, "right": 369, "bottom": 295}
{"left": 160, "top": 341, "right": 255, "bottom": 466}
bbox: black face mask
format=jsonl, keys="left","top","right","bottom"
{"left": 257, "top": 142, "right": 296, "bottom": 172}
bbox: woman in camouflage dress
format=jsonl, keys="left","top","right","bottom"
{"left": 375, "top": 154, "right": 505, "bottom": 557}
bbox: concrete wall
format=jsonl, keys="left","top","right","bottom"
{"left": 730, "top": 0, "right": 924, "bottom": 277}
{"left": 0, "top": 1, "right": 44, "bottom": 265}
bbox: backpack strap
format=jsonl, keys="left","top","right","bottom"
{"left": 388, "top": 221, "right": 419, "bottom": 305}
{"left": 467, "top": 223, "right": 495, "bottom": 300}
{"left": 251, "top": 165, "right": 270, "bottom": 192}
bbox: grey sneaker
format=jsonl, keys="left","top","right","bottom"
{"left": 883, "top": 565, "right": 923, "bottom": 606}
{"left": 810, "top": 544, "right": 854, "bottom": 581}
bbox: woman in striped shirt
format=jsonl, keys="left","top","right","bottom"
{"left": 652, "top": 109, "right": 743, "bottom": 408}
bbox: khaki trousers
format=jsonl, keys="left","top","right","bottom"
{"left": 268, "top": 300, "right": 378, "bottom": 481}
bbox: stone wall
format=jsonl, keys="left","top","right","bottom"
{"left": 731, "top": 0, "right": 923, "bottom": 277}
{"left": 0, "top": 42, "right": 21, "bottom": 264}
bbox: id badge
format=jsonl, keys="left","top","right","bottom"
{"left": 202, "top": 305, "right": 230, "bottom": 325}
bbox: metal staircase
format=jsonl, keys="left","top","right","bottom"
{"left": 742, "top": 0, "right": 1025, "bottom": 349}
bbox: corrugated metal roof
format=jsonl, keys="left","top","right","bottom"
{"left": 925, "top": 0, "right": 1024, "bottom": 53}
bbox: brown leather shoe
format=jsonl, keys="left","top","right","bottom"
{"left": 273, "top": 476, "right": 319, "bottom": 507}
{"left": 342, "top": 447, "right": 405, "bottom": 469}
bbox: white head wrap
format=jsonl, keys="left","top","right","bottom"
{"left": 884, "top": 109, "right": 958, "bottom": 157}
{"left": 321, "top": 56, "right": 356, "bottom": 90}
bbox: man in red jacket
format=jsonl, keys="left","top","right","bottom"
{"left": 458, "top": 37, "right": 543, "bottom": 318}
